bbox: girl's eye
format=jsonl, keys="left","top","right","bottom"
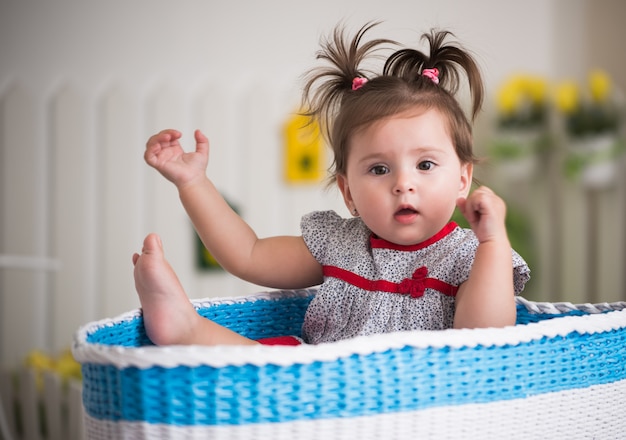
{"left": 418, "top": 161, "right": 435, "bottom": 171}
{"left": 369, "top": 165, "right": 389, "bottom": 175}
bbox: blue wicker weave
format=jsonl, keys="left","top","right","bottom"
{"left": 72, "top": 289, "right": 626, "bottom": 439}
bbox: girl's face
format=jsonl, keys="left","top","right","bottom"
{"left": 337, "top": 108, "right": 472, "bottom": 246}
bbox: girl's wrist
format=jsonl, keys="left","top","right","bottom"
{"left": 476, "top": 236, "right": 511, "bottom": 253}
{"left": 475, "top": 223, "right": 510, "bottom": 245}
{"left": 177, "top": 174, "right": 211, "bottom": 193}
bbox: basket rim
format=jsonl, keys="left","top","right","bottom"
{"left": 72, "top": 290, "right": 626, "bottom": 369}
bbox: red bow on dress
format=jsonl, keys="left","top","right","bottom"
{"left": 398, "top": 266, "right": 428, "bottom": 298}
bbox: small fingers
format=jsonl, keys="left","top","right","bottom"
{"left": 468, "top": 186, "right": 496, "bottom": 209}
{"left": 194, "top": 129, "right": 209, "bottom": 155}
{"left": 474, "top": 186, "right": 494, "bottom": 197}
{"left": 158, "top": 128, "right": 182, "bottom": 140}
{"left": 146, "top": 129, "right": 182, "bottom": 148}
{"left": 458, "top": 186, "right": 500, "bottom": 223}
{"left": 144, "top": 129, "right": 183, "bottom": 165}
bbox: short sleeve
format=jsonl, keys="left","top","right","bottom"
{"left": 512, "top": 250, "right": 531, "bottom": 295}
{"left": 447, "top": 228, "right": 530, "bottom": 295}
{"left": 300, "top": 210, "right": 343, "bottom": 263}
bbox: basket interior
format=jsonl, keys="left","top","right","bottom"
{"left": 85, "top": 294, "right": 598, "bottom": 348}
{"left": 86, "top": 293, "right": 313, "bottom": 347}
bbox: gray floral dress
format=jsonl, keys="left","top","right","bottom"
{"left": 300, "top": 210, "right": 530, "bottom": 344}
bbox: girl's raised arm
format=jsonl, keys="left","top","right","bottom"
{"left": 146, "top": 129, "right": 323, "bottom": 289}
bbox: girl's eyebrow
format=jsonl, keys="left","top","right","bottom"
{"left": 357, "top": 152, "right": 387, "bottom": 164}
{"left": 357, "top": 146, "right": 443, "bottom": 164}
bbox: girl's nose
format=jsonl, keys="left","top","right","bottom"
{"left": 393, "top": 172, "right": 416, "bottom": 194}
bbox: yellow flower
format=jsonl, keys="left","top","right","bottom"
{"left": 527, "top": 76, "right": 548, "bottom": 104}
{"left": 554, "top": 81, "right": 580, "bottom": 114}
{"left": 24, "top": 350, "right": 55, "bottom": 371}
{"left": 589, "top": 69, "right": 611, "bottom": 103}
{"left": 55, "top": 349, "right": 82, "bottom": 381}
{"left": 24, "top": 348, "right": 82, "bottom": 390}
{"left": 497, "top": 74, "right": 549, "bottom": 114}
{"left": 497, "top": 82, "right": 522, "bottom": 115}
{"left": 24, "top": 350, "right": 55, "bottom": 390}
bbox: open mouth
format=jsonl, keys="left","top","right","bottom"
{"left": 394, "top": 207, "right": 418, "bottom": 223}
{"left": 396, "top": 207, "right": 417, "bottom": 216}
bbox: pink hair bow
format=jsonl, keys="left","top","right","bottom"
{"left": 422, "top": 68, "right": 440, "bottom": 85}
{"left": 352, "top": 77, "right": 368, "bottom": 91}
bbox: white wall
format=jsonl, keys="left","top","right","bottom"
{"left": 1, "top": 0, "right": 620, "bottom": 367}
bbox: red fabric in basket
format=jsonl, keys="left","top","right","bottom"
{"left": 257, "top": 336, "right": 302, "bottom": 346}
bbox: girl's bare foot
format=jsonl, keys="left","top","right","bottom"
{"left": 132, "top": 233, "right": 198, "bottom": 345}
{"left": 132, "top": 233, "right": 258, "bottom": 346}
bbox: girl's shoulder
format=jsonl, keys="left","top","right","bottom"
{"left": 301, "top": 210, "right": 364, "bottom": 232}
{"left": 449, "top": 225, "right": 479, "bottom": 246}
{"left": 301, "top": 210, "right": 370, "bottom": 262}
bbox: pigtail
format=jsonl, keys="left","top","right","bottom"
{"left": 384, "top": 29, "right": 484, "bottom": 120}
{"left": 302, "top": 22, "right": 397, "bottom": 140}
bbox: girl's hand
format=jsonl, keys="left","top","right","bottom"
{"left": 144, "top": 129, "right": 209, "bottom": 189}
{"left": 456, "top": 186, "right": 508, "bottom": 244}
{"left": 454, "top": 186, "right": 516, "bottom": 329}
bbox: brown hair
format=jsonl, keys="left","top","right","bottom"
{"left": 302, "top": 22, "right": 484, "bottom": 185}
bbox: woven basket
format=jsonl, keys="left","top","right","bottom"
{"left": 72, "top": 289, "right": 626, "bottom": 439}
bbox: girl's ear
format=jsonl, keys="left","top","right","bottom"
{"left": 459, "top": 162, "right": 473, "bottom": 197}
{"left": 336, "top": 174, "right": 356, "bottom": 214}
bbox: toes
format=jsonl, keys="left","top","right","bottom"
{"left": 142, "top": 233, "right": 163, "bottom": 256}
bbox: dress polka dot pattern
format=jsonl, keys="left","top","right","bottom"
{"left": 300, "top": 210, "right": 531, "bottom": 344}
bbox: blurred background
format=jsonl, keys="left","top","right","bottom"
{"left": 1, "top": 0, "right": 625, "bottom": 368}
